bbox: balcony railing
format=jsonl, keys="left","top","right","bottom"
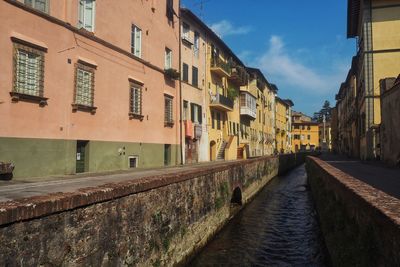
{"left": 210, "top": 58, "right": 232, "bottom": 77}
{"left": 210, "top": 93, "right": 234, "bottom": 111}
{"left": 229, "top": 65, "right": 249, "bottom": 86}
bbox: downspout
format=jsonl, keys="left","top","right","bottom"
{"left": 178, "top": 6, "right": 184, "bottom": 165}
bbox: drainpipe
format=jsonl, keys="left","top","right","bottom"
{"left": 178, "top": 7, "right": 184, "bottom": 165}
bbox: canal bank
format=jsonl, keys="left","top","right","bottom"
{"left": 0, "top": 153, "right": 309, "bottom": 266}
{"left": 306, "top": 156, "right": 400, "bottom": 266}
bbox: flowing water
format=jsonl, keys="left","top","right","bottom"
{"left": 190, "top": 164, "right": 329, "bottom": 267}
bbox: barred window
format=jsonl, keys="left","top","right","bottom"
{"left": 74, "top": 63, "right": 95, "bottom": 107}
{"left": 24, "top": 0, "right": 49, "bottom": 13}
{"left": 13, "top": 44, "right": 44, "bottom": 97}
{"left": 129, "top": 83, "right": 142, "bottom": 118}
{"left": 164, "top": 95, "right": 174, "bottom": 126}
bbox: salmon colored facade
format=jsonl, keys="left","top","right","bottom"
{"left": 0, "top": 0, "right": 181, "bottom": 178}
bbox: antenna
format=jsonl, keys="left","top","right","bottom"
{"left": 192, "top": 0, "right": 211, "bottom": 19}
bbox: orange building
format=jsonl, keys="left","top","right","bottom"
{"left": 0, "top": 0, "right": 181, "bottom": 178}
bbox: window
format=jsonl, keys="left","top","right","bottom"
{"left": 307, "top": 135, "right": 311, "bottom": 140}
{"left": 194, "top": 31, "right": 200, "bottom": 57}
{"left": 128, "top": 156, "right": 138, "bottom": 168}
{"left": 131, "top": 25, "right": 142, "bottom": 58}
{"left": 190, "top": 103, "right": 202, "bottom": 124}
{"left": 307, "top": 126, "right": 311, "bottom": 130}
{"left": 164, "top": 95, "right": 174, "bottom": 126}
{"left": 13, "top": 43, "right": 45, "bottom": 98}
{"left": 211, "top": 111, "right": 215, "bottom": 129}
{"left": 166, "top": 0, "right": 174, "bottom": 23}
{"left": 216, "top": 112, "right": 221, "bottom": 130}
{"left": 183, "top": 100, "right": 188, "bottom": 121}
{"left": 78, "top": 0, "right": 95, "bottom": 32}
{"left": 164, "top": 48, "right": 173, "bottom": 70}
{"left": 24, "top": 0, "right": 49, "bottom": 13}
{"left": 129, "top": 82, "right": 143, "bottom": 119}
{"left": 192, "top": 66, "right": 198, "bottom": 87}
{"left": 73, "top": 62, "right": 96, "bottom": 112}
{"left": 182, "top": 63, "right": 189, "bottom": 82}
{"left": 182, "top": 22, "right": 190, "bottom": 40}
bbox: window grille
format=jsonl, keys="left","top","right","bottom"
{"left": 13, "top": 44, "right": 44, "bottom": 97}
{"left": 74, "top": 63, "right": 95, "bottom": 107}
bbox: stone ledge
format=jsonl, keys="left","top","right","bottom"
{"left": 306, "top": 156, "right": 400, "bottom": 266}
{"left": 308, "top": 156, "right": 400, "bottom": 225}
{"left": 0, "top": 155, "right": 280, "bottom": 226}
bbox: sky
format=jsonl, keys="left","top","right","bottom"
{"left": 181, "top": 0, "right": 357, "bottom": 116}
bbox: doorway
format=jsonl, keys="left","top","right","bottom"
{"left": 210, "top": 141, "right": 216, "bottom": 161}
{"left": 164, "top": 144, "right": 171, "bottom": 166}
{"left": 76, "top": 140, "right": 89, "bottom": 173}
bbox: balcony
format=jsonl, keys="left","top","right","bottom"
{"left": 210, "top": 58, "right": 231, "bottom": 77}
{"left": 210, "top": 93, "right": 234, "bottom": 111}
{"left": 229, "top": 66, "right": 249, "bottom": 86}
{"left": 240, "top": 106, "right": 256, "bottom": 119}
{"left": 240, "top": 92, "right": 256, "bottom": 119}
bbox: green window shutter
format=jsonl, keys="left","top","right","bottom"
{"left": 190, "top": 103, "right": 195, "bottom": 122}
{"left": 198, "top": 105, "right": 202, "bottom": 124}
{"left": 183, "top": 63, "right": 189, "bottom": 82}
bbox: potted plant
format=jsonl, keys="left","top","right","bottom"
{"left": 227, "top": 87, "right": 238, "bottom": 101}
{"left": 164, "top": 68, "right": 180, "bottom": 80}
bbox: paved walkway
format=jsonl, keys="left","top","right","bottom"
{"left": 318, "top": 153, "right": 400, "bottom": 199}
{"left": 0, "top": 160, "right": 235, "bottom": 203}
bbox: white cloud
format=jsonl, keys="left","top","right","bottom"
{"left": 210, "top": 20, "right": 252, "bottom": 37}
{"left": 256, "top": 36, "right": 347, "bottom": 94}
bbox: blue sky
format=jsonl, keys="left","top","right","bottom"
{"left": 181, "top": 0, "right": 357, "bottom": 116}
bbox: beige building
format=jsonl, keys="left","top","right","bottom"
{"left": 180, "top": 9, "right": 208, "bottom": 164}
{"left": 0, "top": 0, "right": 181, "bottom": 178}
{"left": 380, "top": 75, "right": 400, "bottom": 165}
{"left": 347, "top": 0, "right": 400, "bottom": 160}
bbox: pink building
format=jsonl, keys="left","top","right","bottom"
{"left": 0, "top": 0, "right": 181, "bottom": 179}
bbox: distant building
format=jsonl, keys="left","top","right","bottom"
{"left": 238, "top": 68, "right": 276, "bottom": 158}
{"left": 291, "top": 112, "right": 319, "bottom": 152}
{"left": 380, "top": 75, "right": 400, "bottom": 165}
{"left": 275, "top": 98, "right": 293, "bottom": 154}
{"left": 0, "top": 0, "right": 181, "bottom": 178}
{"left": 347, "top": 0, "right": 400, "bottom": 160}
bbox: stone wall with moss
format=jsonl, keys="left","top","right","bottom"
{"left": 0, "top": 153, "right": 306, "bottom": 266}
{"left": 306, "top": 156, "right": 400, "bottom": 267}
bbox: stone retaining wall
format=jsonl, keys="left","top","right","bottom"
{"left": 306, "top": 156, "right": 400, "bottom": 267}
{"left": 0, "top": 154, "right": 306, "bottom": 266}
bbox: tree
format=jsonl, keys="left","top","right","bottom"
{"left": 313, "top": 100, "right": 332, "bottom": 122}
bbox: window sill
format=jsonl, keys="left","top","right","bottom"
{"left": 72, "top": 103, "right": 97, "bottom": 114}
{"left": 164, "top": 121, "right": 175, "bottom": 128}
{"left": 129, "top": 113, "right": 144, "bottom": 121}
{"left": 10, "top": 92, "right": 48, "bottom": 107}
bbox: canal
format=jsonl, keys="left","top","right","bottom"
{"left": 190, "top": 164, "right": 330, "bottom": 266}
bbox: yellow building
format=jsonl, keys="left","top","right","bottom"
{"left": 206, "top": 33, "right": 248, "bottom": 161}
{"left": 292, "top": 112, "right": 319, "bottom": 152}
{"left": 347, "top": 0, "right": 400, "bottom": 160}
{"left": 239, "top": 68, "right": 274, "bottom": 158}
{"left": 275, "top": 98, "right": 293, "bottom": 154}
{"left": 263, "top": 82, "right": 278, "bottom": 155}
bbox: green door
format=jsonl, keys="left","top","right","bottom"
{"left": 76, "top": 141, "right": 88, "bottom": 173}
{"left": 164, "top": 144, "right": 171, "bottom": 166}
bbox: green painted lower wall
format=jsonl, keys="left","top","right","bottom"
{"left": 0, "top": 137, "right": 76, "bottom": 178}
{"left": 0, "top": 137, "right": 181, "bottom": 179}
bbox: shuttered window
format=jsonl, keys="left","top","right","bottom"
{"left": 78, "top": 0, "right": 95, "bottom": 32}
{"left": 131, "top": 25, "right": 142, "bottom": 58}
{"left": 182, "top": 63, "right": 189, "bottom": 82}
{"left": 190, "top": 103, "right": 202, "bottom": 124}
{"left": 165, "top": 48, "right": 172, "bottom": 69}
{"left": 192, "top": 66, "right": 198, "bottom": 87}
{"left": 13, "top": 44, "right": 44, "bottom": 97}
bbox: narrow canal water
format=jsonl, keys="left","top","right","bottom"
{"left": 190, "top": 164, "right": 329, "bottom": 266}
